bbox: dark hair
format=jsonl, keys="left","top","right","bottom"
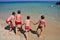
{"left": 17, "top": 10, "right": 21, "bottom": 14}
{"left": 27, "top": 16, "right": 30, "bottom": 19}
{"left": 41, "top": 15, "right": 45, "bottom": 19}
{"left": 12, "top": 12, "right": 15, "bottom": 15}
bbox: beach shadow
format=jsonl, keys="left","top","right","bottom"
{"left": 30, "top": 29, "right": 39, "bottom": 37}
{"left": 30, "top": 29, "right": 41, "bottom": 37}
{"left": 18, "top": 27, "right": 26, "bottom": 38}
{"left": 13, "top": 27, "right": 16, "bottom": 34}
{"left": 5, "top": 25, "right": 10, "bottom": 30}
{"left": 30, "top": 29, "right": 37, "bottom": 34}
{"left": 4, "top": 25, "right": 16, "bottom": 34}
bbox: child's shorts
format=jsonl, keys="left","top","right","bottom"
{"left": 25, "top": 26, "right": 29, "bottom": 30}
{"left": 15, "top": 21, "right": 22, "bottom": 25}
{"left": 38, "top": 25, "right": 42, "bottom": 29}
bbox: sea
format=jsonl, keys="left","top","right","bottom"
{"left": 0, "top": 1, "right": 60, "bottom": 24}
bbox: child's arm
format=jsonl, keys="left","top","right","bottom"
{"left": 44, "top": 22, "right": 46, "bottom": 27}
{"left": 22, "top": 20, "right": 25, "bottom": 25}
{"left": 31, "top": 21, "right": 35, "bottom": 25}
{"left": 34, "top": 20, "right": 39, "bottom": 25}
{"left": 35, "top": 22, "right": 38, "bottom": 25}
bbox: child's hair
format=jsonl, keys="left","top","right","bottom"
{"left": 41, "top": 15, "right": 45, "bottom": 19}
{"left": 17, "top": 10, "right": 21, "bottom": 14}
{"left": 27, "top": 16, "right": 30, "bottom": 19}
{"left": 12, "top": 12, "right": 15, "bottom": 15}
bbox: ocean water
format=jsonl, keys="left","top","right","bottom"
{"left": 0, "top": 1, "right": 60, "bottom": 23}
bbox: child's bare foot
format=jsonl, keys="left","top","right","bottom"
{"left": 26, "top": 38, "right": 27, "bottom": 40}
{"left": 9, "top": 31, "right": 12, "bottom": 35}
{"left": 39, "top": 35, "right": 42, "bottom": 38}
{"left": 16, "top": 32, "right": 18, "bottom": 35}
{"left": 9, "top": 30, "right": 12, "bottom": 32}
{"left": 9, "top": 28, "right": 12, "bottom": 32}
{"left": 16, "top": 33, "right": 18, "bottom": 35}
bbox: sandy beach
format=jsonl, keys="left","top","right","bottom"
{"left": 0, "top": 1, "right": 60, "bottom": 40}
{"left": 0, "top": 13, "right": 60, "bottom": 40}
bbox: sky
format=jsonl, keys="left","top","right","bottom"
{"left": 0, "top": 0, "right": 60, "bottom": 2}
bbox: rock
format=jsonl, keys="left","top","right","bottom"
{"left": 56, "top": 1, "right": 60, "bottom": 5}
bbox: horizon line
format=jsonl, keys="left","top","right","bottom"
{"left": 0, "top": 1, "right": 59, "bottom": 2}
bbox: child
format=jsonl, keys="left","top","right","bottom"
{"left": 15, "top": 10, "right": 22, "bottom": 34}
{"left": 35, "top": 15, "right": 46, "bottom": 38}
{"left": 23, "top": 16, "right": 34, "bottom": 40}
{"left": 6, "top": 12, "right": 16, "bottom": 32}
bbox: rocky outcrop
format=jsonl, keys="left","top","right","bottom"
{"left": 56, "top": 1, "right": 60, "bottom": 5}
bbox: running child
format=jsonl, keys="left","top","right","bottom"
{"left": 15, "top": 10, "right": 22, "bottom": 34}
{"left": 6, "top": 12, "right": 16, "bottom": 32}
{"left": 23, "top": 16, "right": 34, "bottom": 40}
{"left": 35, "top": 15, "right": 46, "bottom": 38}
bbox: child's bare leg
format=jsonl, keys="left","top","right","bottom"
{"left": 16, "top": 25, "right": 18, "bottom": 35}
{"left": 9, "top": 23, "right": 13, "bottom": 32}
{"left": 9, "top": 27, "right": 12, "bottom": 32}
{"left": 37, "top": 29, "right": 41, "bottom": 37}
{"left": 20, "top": 24, "right": 22, "bottom": 29}
{"left": 25, "top": 30, "right": 28, "bottom": 40}
{"left": 39, "top": 28, "right": 44, "bottom": 38}
{"left": 36, "top": 28, "right": 38, "bottom": 32}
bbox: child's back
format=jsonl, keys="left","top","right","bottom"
{"left": 37, "top": 15, "right": 46, "bottom": 27}
{"left": 23, "top": 16, "right": 32, "bottom": 40}
{"left": 6, "top": 12, "right": 15, "bottom": 25}
{"left": 16, "top": 14, "right": 22, "bottom": 22}
{"left": 39, "top": 19, "right": 45, "bottom": 27}
{"left": 24, "top": 16, "right": 31, "bottom": 31}
{"left": 36, "top": 15, "right": 46, "bottom": 38}
{"left": 24, "top": 19, "right": 31, "bottom": 26}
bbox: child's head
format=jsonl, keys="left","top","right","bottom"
{"left": 41, "top": 15, "right": 45, "bottom": 19}
{"left": 17, "top": 10, "right": 21, "bottom": 14}
{"left": 12, "top": 12, "right": 15, "bottom": 15}
{"left": 27, "top": 16, "right": 30, "bottom": 19}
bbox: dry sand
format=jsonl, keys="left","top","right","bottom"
{"left": 0, "top": 14, "right": 60, "bottom": 40}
